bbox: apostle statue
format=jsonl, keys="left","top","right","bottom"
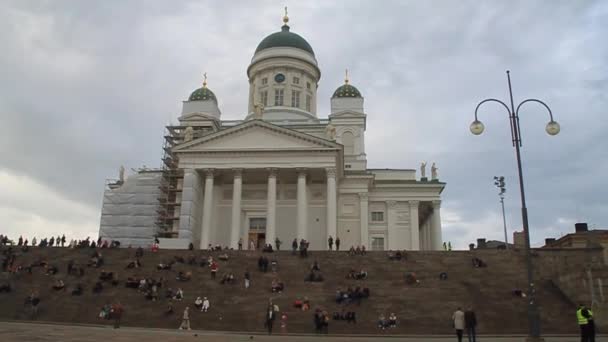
{"left": 325, "top": 123, "right": 337, "bottom": 141}
{"left": 253, "top": 103, "right": 264, "bottom": 120}
{"left": 420, "top": 162, "right": 427, "bottom": 179}
{"left": 431, "top": 162, "right": 438, "bottom": 180}
{"left": 183, "top": 126, "right": 194, "bottom": 142}
{"left": 118, "top": 165, "right": 125, "bottom": 183}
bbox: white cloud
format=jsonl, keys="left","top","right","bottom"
{"left": 0, "top": 170, "right": 98, "bottom": 241}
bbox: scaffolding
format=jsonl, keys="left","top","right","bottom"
{"left": 155, "top": 125, "right": 185, "bottom": 238}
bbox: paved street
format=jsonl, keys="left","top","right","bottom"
{"left": 0, "top": 321, "right": 604, "bottom": 342}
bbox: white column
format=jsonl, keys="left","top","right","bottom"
{"left": 229, "top": 169, "right": 243, "bottom": 249}
{"left": 359, "top": 193, "right": 369, "bottom": 248}
{"left": 178, "top": 169, "right": 196, "bottom": 241}
{"left": 431, "top": 200, "right": 443, "bottom": 250}
{"left": 386, "top": 200, "right": 397, "bottom": 250}
{"left": 425, "top": 220, "right": 432, "bottom": 250}
{"left": 200, "top": 169, "right": 215, "bottom": 249}
{"left": 409, "top": 200, "right": 420, "bottom": 250}
{"left": 326, "top": 167, "right": 337, "bottom": 249}
{"left": 296, "top": 169, "right": 308, "bottom": 240}
{"left": 266, "top": 168, "right": 277, "bottom": 246}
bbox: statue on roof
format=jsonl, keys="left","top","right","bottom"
{"left": 253, "top": 103, "right": 265, "bottom": 120}
{"left": 325, "top": 123, "right": 337, "bottom": 141}
{"left": 431, "top": 162, "right": 439, "bottom": 180}
{"left": 119, "top": 165, "right": 125, "bottom": 183}
{"left": 183, "top": 126, "right": 194, "bottom": 142}
{"left": 420, "top": 162, "right": 427, "bottom": 179}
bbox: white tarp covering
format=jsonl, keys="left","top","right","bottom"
{"left": 98, "top": 171, "right": 162, "bottom": 247}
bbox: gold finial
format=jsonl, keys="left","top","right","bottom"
{"left": 283, "top": 6, "right": 289, "bottom": 25}
{"left": 203, "top": 72, "right": 207, "bottom": 88}
{"left": 345, "top": 69, "right": 349, "bottom": 84}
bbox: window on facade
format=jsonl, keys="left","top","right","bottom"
{"left": 342, "top": 131, "right": 355, "bottom": 154}
{"left": 260, "top": 90, "right": 268, "bottom": 106}
{"left": 261, "top": 78, "right": 268, "bottom": 85}
{"left": 306, "top": 82, "right": 311, "bottom": 90}
{"left": 371, "top": 237, "right": 385, "bottom": 251}
{"left": 293, "top": 77, "right": 300, "bottom": 85}
{"left": 291, "top": 90, "right": 300, "bottom": 108}
{"left": 274, "top": 89, "right": 284, "bottom": 106}
{"left": 371, "top": 211, "right": 384, "bottom": 222}
{"left": 306, "top": 95, "right": 312, "bottom": 111}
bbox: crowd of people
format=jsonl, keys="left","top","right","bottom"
{"left": 4, "top": 234, "right": 573, "bottom": 339}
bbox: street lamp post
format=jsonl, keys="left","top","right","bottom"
{"left": 494, "top": 176, "right": 508, "bottom": 249}
{"left": 470, "top": 70, "right": 560, "bottom": 341}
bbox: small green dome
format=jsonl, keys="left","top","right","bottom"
{"left": 332, "top": 83, "right": 362, "bottom": 98}
{"left": 255, "top": 25, "right": 315, "bottom": 56}
{"left": 188, "top": 87, "right": 216, "bottom": 102}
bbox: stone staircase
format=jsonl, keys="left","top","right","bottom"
{"left": 0, "top": 246, "right": 593, "bottom": 334}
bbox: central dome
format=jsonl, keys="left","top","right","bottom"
{"left": 255, "top": 25, "right": 315, "bottom": 56}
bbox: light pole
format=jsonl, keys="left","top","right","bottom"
{"left": 470, "top": 70, "right": 560, "bottom": 341}
{"left": 494, "top": 176, "right": 509, "bottom": 249}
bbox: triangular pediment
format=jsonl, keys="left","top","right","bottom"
{"left": 173, "top": 119, "right": 341, "bottom": 152}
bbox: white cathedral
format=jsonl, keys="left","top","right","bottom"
{"left": 99, "top": 14, "right": 445, "bottom": 251}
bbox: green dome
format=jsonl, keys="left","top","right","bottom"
{"left": 332, "top": 83, "right": 362, "bottom": 98}
{"left": 255, "top": 25, "right": 315, "bottom": 56}
{"left": 188, "top": 87, "right": 216, "bottom": 102}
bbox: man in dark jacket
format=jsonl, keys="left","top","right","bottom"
{"left": 464, "top": 307, "right": 477, "bottom": 342}
{"left": 264, "top": 304, "right": 276, "bottom": 335}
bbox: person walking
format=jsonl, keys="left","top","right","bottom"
{"left": 264, "top": 304, "right": 276, "bottom": 335}
{"left": 335, "top": 237, "right": 340, "bottom": 251}
{"left": 179, "top": 307, "right": 191, "bottom": 330}
{"left": 244, "top": 270, "right": 251, "bottom": 289}
{"left": 328, "top": 236, "right": 334, "bottom": 250}
{"left": 292, "top": 238, "right": 298, "bottom": 255}
{"left": 452, "top": 307, "right": 465, "bottom": 342}
{"left": 275, "top": 237, "right": 281, "bottom": 251}
{"left": 464, "top": 307, "right": 477, "bottom": 342}
{"left": 112, "top": 302, "right": 124, "bottom": 329}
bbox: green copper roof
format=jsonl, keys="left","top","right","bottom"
{"left": 188, "top": 87, "right": 216, "bottom": 102}
{"left": 332, "top": 83, "right": 362, "bottom": 98}
{"left": 255, "top": 25, "right": 315, "bottom": 56}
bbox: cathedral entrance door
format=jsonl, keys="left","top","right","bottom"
{"left": 248, "top": 217, "right": 266, "bottom": 250}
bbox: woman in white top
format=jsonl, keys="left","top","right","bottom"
{"left": 452, "top": 307, "right": 465, "bottom": 342}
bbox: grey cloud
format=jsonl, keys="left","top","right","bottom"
{"left": 0, "top": 0, "right": 606, "bottom": 247}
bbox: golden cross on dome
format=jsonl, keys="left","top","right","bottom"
{"left": 283, "top": 6, "right": 289, "bottom": 24}
{"left": 203, "top": 72, "right": 208, "bottom": 88}
{"left": 345, "top": 68, "right": 349, "bottom": 84}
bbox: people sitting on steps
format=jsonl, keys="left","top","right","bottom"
{"left": 472, "top": 257, "right": 487, "bottom": 268}
{"left": 271, "top": 278, "right": 285, "bottom": 293}
{"left": 305, "top": 270, "right": 324, "bottom": 282}
{"left": 176, "top": 271, "right": 192, "bottom": 282}
{"left": 52, "top": 279, "right": 65, "bottom": 291}
{"left": 405, "top": 272, "right": 420, "bottom": 285}
{"left": 220, "top": 273, "right": 235, "bottom": 285}
{"left": 173, "top": 288, "right": 184, "bottom": 301}
{"left": 71, "top": 283, "right": 83, "bottom": 296}
{"left": 92, "top": 281, "right": 103, "bottom": 294}
{"left": 125, "top": 258, "right": 141, "bottom": 269}
{"left": 194, "top": 296, "right": 203, "bottom": 310}
{"left": 201, "top": 297, "right": 210, "bottom": 312}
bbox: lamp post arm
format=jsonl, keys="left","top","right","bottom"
{"left": 473, "top": 99, "right": 512, "bottom": 121}
{"left": 516, "top": 98, "right": 556, "bottom": 122}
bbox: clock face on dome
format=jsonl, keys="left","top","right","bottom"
{"left": 274, "top": 73, "right": 286, "bottom": 83}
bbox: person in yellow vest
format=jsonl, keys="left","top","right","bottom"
{"left": 577, "top": 303, "right": 595, "bottom": 342}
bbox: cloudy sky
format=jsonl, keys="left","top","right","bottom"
{"left": 1, "top": 0, "right": 606, "bottom": 248}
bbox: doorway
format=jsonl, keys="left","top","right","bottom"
{"left": 248, "top": 217, "right": 266, "bottom": 250}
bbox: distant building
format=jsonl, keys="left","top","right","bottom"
{"left": 543, "top": 223, "right": 608, "bottom": 249}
